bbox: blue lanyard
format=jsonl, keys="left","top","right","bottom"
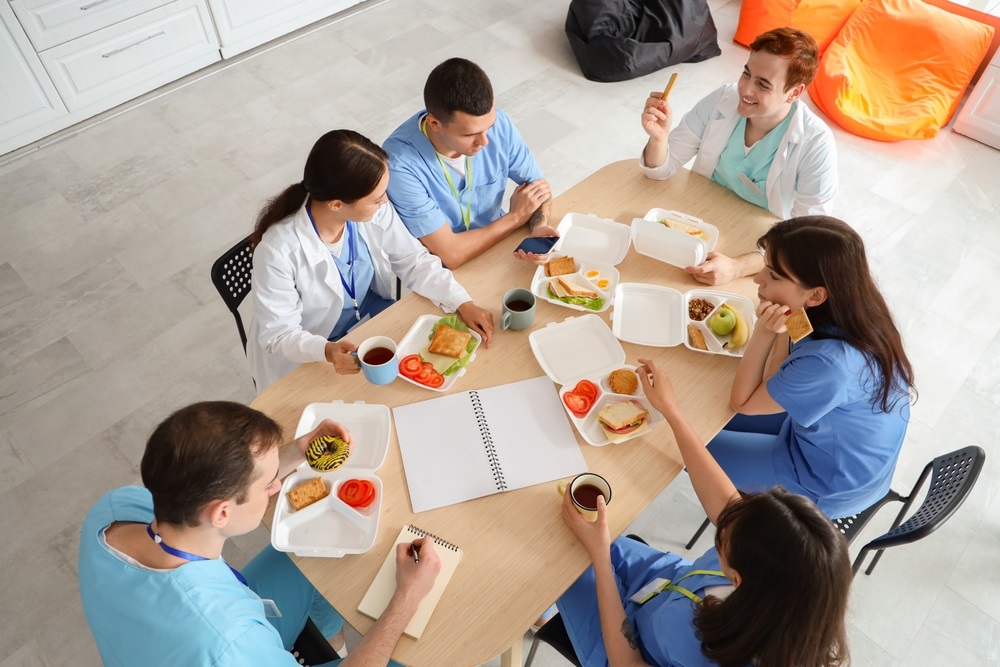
{"left": 306, "top": 199, "right": 360, "bottom": 321}
{"left": 146, "top": 523, "right": 248, "bottom": 586}
{"left": 421, "top": 117, "right": 473, "bottom": 231}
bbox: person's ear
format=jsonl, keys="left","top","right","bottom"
{"left": 425, "top": 112, "right": 444, "bottom": 132}
{"left": 730, "top": 568, "right": 743, "bottom": 589}
{"left": 786, "top": 83, "right": 805, "bottom": 103}
{"left": 326, "top": 199, "right": 344, "bottom": 212}
{"left": 805, "top": 285, "right": 827, "bottom": 308}
{"left": 203, "top": 499, "right": 230, "bottom": 529}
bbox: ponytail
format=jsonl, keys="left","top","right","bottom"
{"left": 251, "top": 182, "right": 307, "bottom": 249}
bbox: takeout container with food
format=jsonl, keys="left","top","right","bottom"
{"left": 610, "top": 283, "right": 755, "bottom": 357}
{"left": 270, "top": 401, "right": 390, "bottom": 558}
{"left": 631, "top": 208, "right": 719, "bottom": 268}
{"left": 395, "top": 314, "right": 482, "bottom": 392}
{"left": 528, "top": 314, "right": 664, "bottom": 446}
{"left": 530, "top": 212, "right": 632, "bottom": 314}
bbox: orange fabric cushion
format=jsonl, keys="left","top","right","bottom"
{"left": 734, "top": 0, "right": 862, "bottom": 54}
{"left": 808, "top": 0, "right": 994, "bottom": 141}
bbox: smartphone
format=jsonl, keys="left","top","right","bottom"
{"left": 514, "top": 236, "right": 559, "bottom": 255}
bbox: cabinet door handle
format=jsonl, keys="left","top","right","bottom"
{"left": 81, "top": 0, "right": 115, "bottom": 9}
{"left": 101, "top": 31, "right": 166, "bottom": 58}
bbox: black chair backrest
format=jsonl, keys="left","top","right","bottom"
{"left": 831, "top": 490, "right": 903, "bottom": 544}
{"left": 210, "top": 236, "right": 253, "bottom": 351}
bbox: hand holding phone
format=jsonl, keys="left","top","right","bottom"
{"left": 514, "top": 236, "right": 559, "bottom": 256}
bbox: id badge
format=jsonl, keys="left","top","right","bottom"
{"left": 737, "top": 172, "right": 763, "bottom": 195}
{"left": 347, "top": 313, "right": 371, "bottom": 334}
{"left": 630, "top": 577, "right": 668, "bottom": 604}
{"left": 261, "top": 599, "right": 282, "bottom": 618}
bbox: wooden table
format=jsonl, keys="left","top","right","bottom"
{"left": 252, "top": 160, "right": 776, "bottom": 666}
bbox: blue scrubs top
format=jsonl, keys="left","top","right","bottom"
{"left": 711, "top": 103, "right": 797, "bottom": 211}
{"left": 557, "top": 538, "right": 734, "bottom": 667}
{"left": 383, "top": 109, "right": 544, "bottom": 237}
{"left": 767, "top": 334, "right": 910, "bottom": 518}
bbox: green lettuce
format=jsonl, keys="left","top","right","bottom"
{"left": 429, "top": 316, "right": 477, "bottom": 375}
{"left": 547, "top": 284, "right": 604, "bottom": 311}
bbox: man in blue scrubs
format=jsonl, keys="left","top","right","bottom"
{"left": 384, "top": 58, "right": 556, "bottom": 268}
{"left": 79, "top": 401, "right": 440, "bottom": 666}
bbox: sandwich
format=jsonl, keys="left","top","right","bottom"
{"left": 597, "top": 400, "right": 649, "bottom": 444}
{"left": 545, "top": 256, "right": 576, "bottom": 277}
{"left": 547, "top": 276, "right": 605, "bottom": 311}
{"left": 428, "top": 323, "right": 473, "bottom": 358}
{"left": 287, "top": 476, "right": 328, "bottom": 511}
{"left": 659, "top": 218, "right": 708, "bottom": 240}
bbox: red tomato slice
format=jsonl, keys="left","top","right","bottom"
{"left": 355, "top": 481, "right": 376, "bottom": 508}
{"left": 399, "top": 354, "right": 423, "bottom": 378}
{"left": 563, "top": 391, "right": 592, "bottom": 417}
{"left": 338, "top": 479, "right": 377, "bottom": 508}
{"left": 426, "top": 372, "right": 445, "bottom": 388}
{"left": 414, "top": 362, "right": 436, "bottom": 383}
{"left": 573, "top": 379, "right": 598, "bottom": 401}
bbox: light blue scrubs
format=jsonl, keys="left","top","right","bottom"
{"left": 79, "top": 487, "right": 345, "bottom": 667}
{"left": 708, "top": 333, "right": 911, "bottom": 518}
{"left": 383, "top": 109, "right": 544, "bottom": 237}
{"left": 326, "top": 221, "right": 395, "bottom": 341}
{"left": 711, "top": 102, "right": 797, "bottom": 211}
{"left": 557, "top": 539, "right": 733, "bottom": 667}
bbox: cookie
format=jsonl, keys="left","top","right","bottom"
{"left": 608, "top": 369, "right": 638, "bottom": 395}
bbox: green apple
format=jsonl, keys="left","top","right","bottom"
{"left": 708, "top": 308, "right": 736, "bottom": 336}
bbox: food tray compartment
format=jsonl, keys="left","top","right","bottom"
{"left": 395, "top": 314, "right": 482, "bottom": 392}
{"left": 558, "top": 386, "right": 664, "bottom": 447}
{"left": 531, "top": 255, "right": 620, "bottom": 314}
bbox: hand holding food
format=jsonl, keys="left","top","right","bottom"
{"left": 296, "top": 419, "right": 353, "bottom": 462}
{"left": 636, "top": 358, "right": 678, "bottom": 416}
{"left": 755, "top": 300, "right": 793, "bottom": 336}
{"left": 641, "top": 92, "right": 673, "bottom": 141}
{"left": 306, "top": 435, "right": 352, "bottom": 472}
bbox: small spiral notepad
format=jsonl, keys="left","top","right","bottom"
{"left": 392, "top": 376, "right": 587, "bottom": 513}
{"left": 358, "top": 525, "right": 463, "bottom": 639}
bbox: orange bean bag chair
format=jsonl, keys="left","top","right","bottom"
{"left": 808, "top": 0, "right": 994, "bottom": 141}
{"left": 734, "top": 0, "right": 862, "bottom": 54}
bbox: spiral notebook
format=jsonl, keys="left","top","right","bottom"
{"left": 392, "top": 375, "right": 586, "bottom": 513}
{"left": 358, "top": 525, "right": 463, "bottom": 639}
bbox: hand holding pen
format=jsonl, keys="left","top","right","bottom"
{"left": 395, "top": 537, "right": 441, "bottom": 599}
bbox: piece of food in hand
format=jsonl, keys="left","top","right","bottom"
{"left": 608, "top": 369, "right": 638, "bottom": 395}
{"left": 287, "top": 477, "right": 329, "bottom": 511}
{"left": 721, "top": 303, "right": 749, "bottom": 351}
{"left": 597, "top": 400, "right": 649, "bottom": 443}
{"left": 337, "top": 478, "right": 376, "bottom": 508}
{"left": 688, "top": 298, "right": 714, "bottom": 321}
{"left": 428, "top": 323, "right": 473, "bottom": 358}
{"left": 659, "top": 218, "right": 708, "bottom": 240}
{"left": 708, "top": 307, "right": 736, "bottom": 336}
{"left": 688, "top": 324, "right": 709, "bottom": 351}
{"left": 545, "top": 256, "right": 576, "bottom": 277}
{"left": 785, "top": 308, "right": 814, "bottom": 343}
{"left": 306, "top": 434, "right": 351, "bottom": 472}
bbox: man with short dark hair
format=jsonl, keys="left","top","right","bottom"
{"left": 79, "top": 401, "right": 440, "bottom": 666}
{"left": 383, "top": 58, "right": 555, "bottom": 269}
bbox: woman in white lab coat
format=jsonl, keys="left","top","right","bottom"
{"left": 247, "top": 129, "right": 493, "bottom": 392}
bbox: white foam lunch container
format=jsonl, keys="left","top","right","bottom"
{"left": 528, "top": 314, "right": 664, "bottom": 446}
{"left": 395, "top": 313, "right": 482, "bottom": 392}
{"left": 271, "top": 401, "right": 390, "bottom": 557}
{"left": 631, "top": 208, "right": 719, "bottom": 268}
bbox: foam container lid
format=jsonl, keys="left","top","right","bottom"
{"left": 552, "top": 212, "right": 631, "bottom": 265}
{"left": 528, "top": 314, "right": 626, "bottom": 385}
{"left": 271, "top": 401, "right": 391, "bottom": 557}
{"left": 631, "top": 208, "right": 719, "bottom": 269}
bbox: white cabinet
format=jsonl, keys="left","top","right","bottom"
{"left": 208, "top": 0, "right": 363, "bottom": 58}
{"left": 10, "top": 0, "right": 174, "bottom": 51}
{"left": 954, "top": 49, "right": 1000, "bottom": 150}
{"left": 0, "top": 2, "right": 67, "bottom": 155}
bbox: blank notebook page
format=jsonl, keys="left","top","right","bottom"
{"left": 392, "top": 375, "right": 586, "bottom": 513}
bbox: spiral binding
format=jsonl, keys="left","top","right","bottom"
{"left": 407, "top": 525, "right": 461, "bottom": 552}
{"left": 469, "top": 390, "right": 507, "bottom": 492}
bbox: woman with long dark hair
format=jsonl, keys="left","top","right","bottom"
{"left": 714, "top": 215, "right": 915, "bottom": 518}
{"left": 558, "top": 358, "right": 851, "bottom": 667}
{"left": 247, "top": 130, "right": 493, "bottom": 391}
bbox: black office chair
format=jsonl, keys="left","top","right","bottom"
{"left": 852, "top": 445, "right": 985, "bottom": 576}
{"left": 291, "top": 618, "right": 340, "bottom": 666}
{"left": 524, "top": 535, "right": 648, "bottom": 667}
{"left": 210, "top": 235, "right": 254, "bottom": 352}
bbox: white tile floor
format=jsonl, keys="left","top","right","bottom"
{"left": 1, "top": 0, "right": 998, "bottom": 665}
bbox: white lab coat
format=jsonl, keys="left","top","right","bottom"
{"left": 641, "top": 83, "right": 838, "bottom": 219}
{"left": 247, "top": 202, "right": 472, "bottom": 391}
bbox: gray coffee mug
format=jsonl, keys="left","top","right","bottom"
{"left": 502, "top": 288, "right": 536, "bottom": 331}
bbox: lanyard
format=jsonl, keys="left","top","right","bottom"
{"left": 633, "top": 569, "right": 726, "bottom": 606}
{"left": 146, "top": 523, "right": 248, "bottom": 586}
{"left": 421, "top": 117, "right": 473, "bottom": 231}
{"left": 306, "top": 199, "right": 361, "bottom": 321}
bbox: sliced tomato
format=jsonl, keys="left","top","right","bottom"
{"left": 414, "top": 362, "right": 436, "bottom": 383}
{"left": 573, "top": 379, "right": 598, "bottom": 401}
{"left": 338, "top": 479, "right": 376, "bottom": 508}
{"left": 563, "top": 391, "right": 593, "bottom": 417}
{"left": 426, "top": 372, "right": 445, "bottom": 388}
{"left": 399, "top": 354, "right": 423, "bottom": 378}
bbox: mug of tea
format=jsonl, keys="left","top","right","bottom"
{"left": 501, "top": 288, "right": 536, "bottom": 331}
{"left": 356, "top": 336, "right": 397, "bottom": 385}
{"left": 557, "top": 473, "right": 612, "bottom": 522}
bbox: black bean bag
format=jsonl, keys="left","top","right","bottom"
{"left": 565, "top": 0, "right": 722, "bottom": 82}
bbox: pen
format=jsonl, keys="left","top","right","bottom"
{"left": 660, "top": 72, "right": 678, "bottom": 101}
{"left": 410, "top": 544, "right": 420, "bottom": 564}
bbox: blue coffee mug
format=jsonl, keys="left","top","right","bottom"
{"left": 357, "top": 336, "right": 397, "bottom": 385}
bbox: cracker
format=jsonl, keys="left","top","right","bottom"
{"left": 687, "top": 324, "right": 708, "bottom": 351}
{"left": 785, "top": 308, "right": 813, "bottom": 343}
{"left": 287, "top": 477, "right": 328, "bottom": 511}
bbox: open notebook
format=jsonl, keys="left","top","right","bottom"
{"left": 392, "top": 375, "right": 587, "bottom": 513}
{"left": 357, "top": 525, "right": 463, "bottom": 639}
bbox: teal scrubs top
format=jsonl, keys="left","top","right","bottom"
{"left": 711, "top": 102, "right": 797, "bottom": 212}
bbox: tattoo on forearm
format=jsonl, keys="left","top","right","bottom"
{"left": 621, "top": 619, "right": 638, "bottom": 650}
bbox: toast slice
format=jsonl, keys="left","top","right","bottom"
{"left": 287, "top": 477, "right": 328, "bottom": 511}
{"left": 428, "top": 323, "right": 472, "bottom": 358}
{"left": 544, "top": 256, "right": 576, "bottom": 277}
